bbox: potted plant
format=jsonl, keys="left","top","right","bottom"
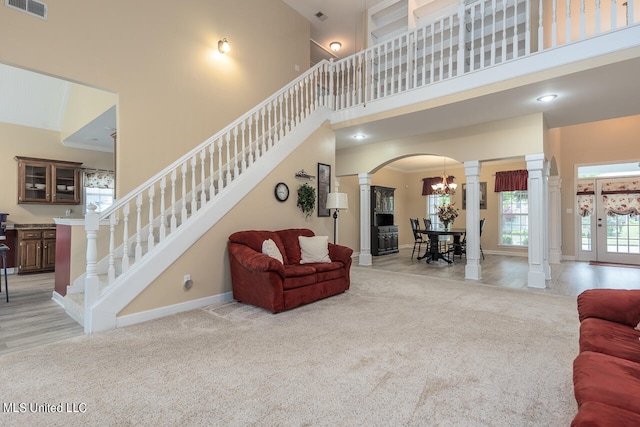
{"left": 297, "top": 183, "right": 316, "bottom": 218}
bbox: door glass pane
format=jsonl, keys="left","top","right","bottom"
{"left": 54, "top": 167, "right": 76, "bottom": 202}
{"left": 581, "top": 216, "right": 592, "bottom": 251}
{"left": 606, "top": 214, "right": 640, "bottom": 254}
{"left": 25, "top": 164, "right": 47, "bottom": 198}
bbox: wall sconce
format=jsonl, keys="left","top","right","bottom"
{"left": 218, "top": 38, "right": 231, "bottom": 54}
{"left": 329, "top": 41, "right": 342, "bottom": 52}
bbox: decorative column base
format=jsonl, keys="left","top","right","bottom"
{"left": 528, "top": 270, "right": 547, "bottom": 288}
{"left": 465, "top": 262, "right": 482, "bottom": 280}
{"left": 359, "top": 253, "right": 372, "bottom": 266}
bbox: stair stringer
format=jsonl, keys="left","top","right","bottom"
{"left": 86, "top": 108, "right": 332, "bottom": 333}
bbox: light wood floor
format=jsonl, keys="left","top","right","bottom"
{"left": 0, "top": 272, "right": 83, "bottom": 356}
{"left": 2, "top": 251, "right": 640, "bottom": 356}
{"left": 365, "top": 247, "right": 640, "bottom": 296}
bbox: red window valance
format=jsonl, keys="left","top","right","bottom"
{"left": 422, "top": 176, "right": 455, "bottom": 196}
{"left": 494, "top": 170, "right": 528, "bottom": 192}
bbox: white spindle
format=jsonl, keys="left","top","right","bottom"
{"left": 503, "top": 0, "right": 509, "bottom": 60}
{"left": 135, "top": 194, "right": 143, "bottom": 261}
{"left": 539, "top": 0, "right": 544, "bottom": 50}
{"left": 108, "top": 212, "right": 116, "bottom": 283}
{"left": 422, "top": 28, "right": 428, "bottom": 85}
{"left": 513, "top": 1, "right": 520, "bottom": 58}
{"left": 595, "top": 0, "right": 601, "bottom": 34}
{"left": 305, "top": 76, "right": 310, "bottom": 116}
{"left": 440, "top": 19, "right": 445, "bottom": 80}
{"left": 268, "top": 102, "right": 275, "bottom": 146}
{"left": 430, "top": 24, "right": 436, "bottom": 81}
{"left": 294, "top": 83, "right": 300, "bottom": 125}
{"left": 190, "top": 155, "right": 198, "bottom": 214}
{"left": 200, "top": 149, "right": 207, "bottom": 207}
{"left": 181, "top": 162, "right": 188, "bottom": 225}
{"left": 240, "top": 122, "right": 248, "bottom": 172}
{"left": 552, "top": 0, "right": 558, "bottom": 47}
{"left": 278, "top": 95, "right": 284, "bottom": 140}
{"left": 480, "top": 2, "right": 486, "bottom": 67}
{"left": 170, "top": 170, "right": 177, "bottom": 232}
{"left": 225, "top": 132, "right": 232, "bottom": 185}
{"left": 580, "top": 0, "right": 586, "bottom": 40}
{"left": 491, "top": 0, "right": 497, "bottom": 65}
{"left": 208, "top": 144, "right": 215, "bottom": 199}
{"left": 566, "top": 0, "right": 572, "bottom": 43}
{"left": 232, "top": 128, "right": 239, "bottom": 178}
{"left": 148, "top": 186, "right": 155, "bottom": 252}
{"left": 525, "top": 0, "right": 531, "bottom": 54}
{"left": 470, "top": 5, "right": 476, "bottom": 70}
{"left": 122, "top": 202, "right": 130, "bottom": 273}
{"left": 629, "top": 0, "right": 635, "bottom": 25}
{"left": 247, "top": 115, "right": 255, "bottom": 164}
{"left": 611, "top": 0, "right": 617, "bottom": 30}
{"left": 457, "top": 1, "right": 466, "bottom": 75}
{"left": 260, "top": 111, "right": 267, "bottom": 156}
{"left": 448, "top": 15, "right": 455, "bottom": 77}
{"left": 160, "top": 176, "right": 167, "bottom": 240}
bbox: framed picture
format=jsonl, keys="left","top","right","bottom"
{"left": 317, "top": 163, "right": 331, "bottom": 217}
{"left": 462, "top": 182, "right": 487, "bottom": 210}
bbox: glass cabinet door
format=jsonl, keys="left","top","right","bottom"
{"left": 52, "top": 165, "right": 80, "bottom": 204}
{"left": 21, "top": 162, "right": 50, "bottom": 203}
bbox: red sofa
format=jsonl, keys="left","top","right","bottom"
{"left": 227, "top": 228, "right": 353, "bottom": 313}
{"left": 572, "top": 289, "right": 640, "bottom": 426}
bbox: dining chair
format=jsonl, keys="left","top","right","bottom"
{"left": 479, "top": 218, "right": 486, "bottom": 260}
{"left": 410, "top": 218, "right": 426, "bottom": 260}
{"left": 0, "top": 244, "right": 9, "bottom": 302}
{"left": 423, "top": 218, "right": 431, "bottom": 230}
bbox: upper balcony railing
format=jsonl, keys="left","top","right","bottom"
{"left": 333, "top": 0, "right": 637, "bottom": 110}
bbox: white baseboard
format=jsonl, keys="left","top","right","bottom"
{"left": 115, "top": 292, "right": 234, "bottom": 329}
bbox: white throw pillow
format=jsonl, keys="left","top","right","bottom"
{"left": 262, "top": 239, "right": 283, "bottom": 264}
{"left": 299, "top": 235, "right": 331, "bottom": 264}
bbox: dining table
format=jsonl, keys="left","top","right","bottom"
{"left": 416, "top": 228, "right": 466, "bottom": 264}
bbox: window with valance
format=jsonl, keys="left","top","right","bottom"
{"left": 601, "top": 179, "right": 640, "bottom": 217}
{"left": 83, "top": 169, "right": 115, "bottom": 189}
{"left": 421, "top": 176, "right": 454, "bottom": 196}
{"left": 494, "top": 170, "right": 528, "bottom": 192}
{"left": 576, "top": 178, "right": 640, "bottom": 217}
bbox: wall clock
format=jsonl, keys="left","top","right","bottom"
{"left": 274, "top": 182, "right": 289, "bottom": 202}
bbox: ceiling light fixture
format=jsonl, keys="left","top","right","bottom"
{"left": 218, "top": 38, "right": 231, "bottom": 54}
{"left": 329, "top": 41, "right": 342, "bottom": 52}
{"left": 537, "top": 94, "right": 557, "bottom": 102}
{"left": 353, "top": 134, "right": 366, "bottom": 140}
{"left": 432, "top": 158, "right": 457, "bottom": 195}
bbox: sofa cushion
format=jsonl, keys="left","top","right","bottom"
{"left": 571, "top": 401, "right": 640, "bottom": 427}
{"left": 310, "top": 262, "right": 345, "bottom": 282}
{"left": 276, "top": 228, "right": 314, "bottom": 264}
{"left": 262, "top": 239, "right": 284, "bottom": 264}
{"left": 299, "top": 235, "right": 331, "bottom": 264}
{"left": 282, "top": 264, "right": 318, "bottom": 290}
{"left": 229, "top": 230, "right": 289, "bottom": 264}
{"left": 574, "top": 351, "right": 640, "bottom": 413}
{"left": 580, "top": 317, "right": 640, "bottom": 363}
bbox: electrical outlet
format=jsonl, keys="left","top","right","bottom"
{"left": 183, "top": 274, "right": 193, "bottom": 290}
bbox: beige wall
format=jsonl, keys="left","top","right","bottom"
{"left": 557, "top": 114, "right": 640, "bottom": 257}
{"left": 61, "top": 84, "right": 117, "bottom": 142}
{"left": 336, "top": 114, "right": 544, "bottom": 176}
{"left": 0, "top": 0, "right": 310, "bottom": 196}
{"left": 0, "top": 122, "right": 114, "bottom": 224}
{"left": 119, "top": 123, "right": 336, "bottom": 315}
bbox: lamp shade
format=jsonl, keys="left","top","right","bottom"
{"left": 325, "top": 193, "right": 348, "bottom": 210}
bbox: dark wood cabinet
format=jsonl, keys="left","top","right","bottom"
{"left": 16, "top": 156, "right": 82, "bottom": 205}
{"left": 17, "top": 229, "right": 56, "bottom": 274}
{"left": 371, "top": 186, "right": 398, "bottom": 256}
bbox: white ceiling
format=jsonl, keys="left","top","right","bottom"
{"left": 0, "top": 63, "right": 116, "bottom": 152}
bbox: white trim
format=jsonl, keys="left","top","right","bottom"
{"left": 115, "top": 292, "right": 233, "bottom": 329}
{"left": 51, "top": 291, "right": 65, "bottom": 307}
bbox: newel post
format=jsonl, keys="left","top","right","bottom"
{"left": 84, "top": 203, "right": 100, "bottom": 333}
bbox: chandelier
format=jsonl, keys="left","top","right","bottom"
{"left": 432, "top": 159, "right": 457, "bottom": 195}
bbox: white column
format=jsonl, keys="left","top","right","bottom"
{"left": 464, "top": 161, "right": 482, "bottom": 280}
{"left": 526, "top": 153, "right": 547, "bottom": 288}
{"left": 359, "top": 173, "right": 372, "bottom": 266}
{"left": 549, "top": 175, "right": 562, "bottom": 264}
{"left": 543, "top": 161, "right": 551, "bottom": 280}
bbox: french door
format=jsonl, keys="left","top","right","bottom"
{"left": 595, "top": 178, "right": 640, "bottom": 264}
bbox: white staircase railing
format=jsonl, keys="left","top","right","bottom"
{"left": 82, "top": 0, "right": 637, "bottom": 330}
{"left": 83, "top": 60, "right": 334, "bottom": 325}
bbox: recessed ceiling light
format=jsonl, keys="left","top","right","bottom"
{"left": 537, "top": 94, "right": 558, "bottom": 102}
{"left": 353, "top": 134, "right": 366, "bottom": 140}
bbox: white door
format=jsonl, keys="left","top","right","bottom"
{"left": 595, "top": 178, "right": 640, "bottom": 264}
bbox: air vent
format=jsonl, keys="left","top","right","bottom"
{"left": 314, "top": 11, "right": 328, "bottom": 22}
{"left": 5, "top": 0, "right": 47, "bottom": 19}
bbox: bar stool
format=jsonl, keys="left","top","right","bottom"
{"left": 0, "top": 244, "right": 8, "bottom": 302}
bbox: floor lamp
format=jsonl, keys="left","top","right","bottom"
{"left": 325, "top": 193, "right": 348, "bottom": 244}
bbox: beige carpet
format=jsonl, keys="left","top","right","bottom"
{"left": 0, "top": 267, "right": 579, "bottom": 426}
